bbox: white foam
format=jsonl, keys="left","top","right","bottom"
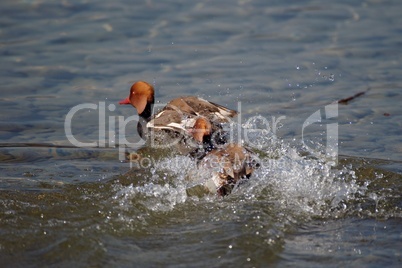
{"left": 113, "top": 124, "right": 367, "bottom": 219}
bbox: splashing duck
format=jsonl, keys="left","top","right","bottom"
{"left": 189, "top": 117, "right": 260, "bottom": 196}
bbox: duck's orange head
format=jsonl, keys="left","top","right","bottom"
{"left": 190, "top": 117, "right": 212, "bottom": 142}
{"left": 119, "top": 81, "right": 155, "bottom": 115}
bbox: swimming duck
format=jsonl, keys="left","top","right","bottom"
{"left": 119, "top": 80, "right": 237, "bottom": 152}
{"left": 188, "top": 117, "right": 260, "bottom": 196}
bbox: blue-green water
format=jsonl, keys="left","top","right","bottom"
{"left": 1, "top": 0, "right": 401, "bottom": 267}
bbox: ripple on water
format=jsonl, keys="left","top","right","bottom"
{"left": 0, "top": 128, "right": 400, "bottom": 268}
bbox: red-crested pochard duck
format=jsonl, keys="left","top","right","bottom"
{"left": 119, "top": 81, "right": 237, "bottom": 152}
{"left": 199, "top": 143, "right": 259, "bottom": 196}
{"left": 188, "top": 117, "right": 260, "bottom": 196}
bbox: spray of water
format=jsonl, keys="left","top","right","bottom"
{"left": 112, "top": 119, "right": 369, "bottom": 222}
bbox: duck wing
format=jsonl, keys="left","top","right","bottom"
{"left": 165, "top": 96, "right": 237, "bottom": 123}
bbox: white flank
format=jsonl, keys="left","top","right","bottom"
{"left": 217, "top": 107, "right": 234, "bottom": 117}
{"left": 147, "top": 117, "right": 197, "bottom": 133}
{"left": 154, "top": 110, "right": 167, "bottom": 119}
{"left": 214, "top": 111, "right": 227, "bottom": 120}
{"left": 166, "top": 122, "right": 187, "bottom": 131}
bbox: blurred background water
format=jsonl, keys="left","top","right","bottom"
{"left": 1, "top": 0, "right": 401, "bottom": 267}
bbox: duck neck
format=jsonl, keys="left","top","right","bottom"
{"left": 137, "top": 118, "right": 147, "bottom": 139}
{"left": 139, "top": 102, "right": 153, "bottom": 121}
{"left": 137, "top": 102, "right": 153, "bottom": 139}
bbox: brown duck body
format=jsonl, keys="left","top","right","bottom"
{"left": 199, "top": 143, "right": 259, "bottom": 196}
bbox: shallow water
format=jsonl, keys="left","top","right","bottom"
{"left": 1, "top": 0, "right": 402, "bottom": 267}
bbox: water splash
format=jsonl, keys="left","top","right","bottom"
{"left": 112, "top": 123, "right": 371, "bottom": 222}
{"left": 114, "top": 182, "right": 187, "bottom": 212}
{"left": 247, "top": 147, "right": 364, "bottom": 218}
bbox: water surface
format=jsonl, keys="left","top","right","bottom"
{"left": 1, "top": 0, "right": 401, "bottom": 267}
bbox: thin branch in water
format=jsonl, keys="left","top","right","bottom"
{"left": 338, "top": 88, "right": 370, "bottom": 105}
